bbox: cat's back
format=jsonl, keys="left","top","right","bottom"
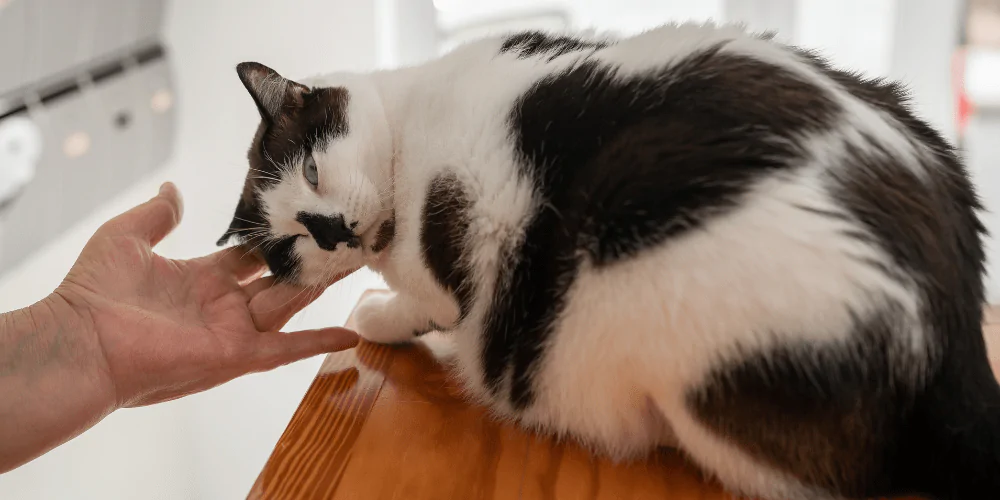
{"left": 414, "top": 24, "right": 983, "bottom": 370}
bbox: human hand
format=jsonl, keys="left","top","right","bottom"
{"left": 53, "top": 182, "right": 359, "bottom": 409}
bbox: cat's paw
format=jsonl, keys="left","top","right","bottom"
{"left": 352, "top": 292, "right": 421, "bottom": 345}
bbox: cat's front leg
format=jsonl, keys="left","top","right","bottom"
{"left": 353, "top": 291, "right": 437, "bottom": 344}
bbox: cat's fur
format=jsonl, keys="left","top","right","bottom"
{"left": 218, "top": 22, "right": 997, "bottom": 499}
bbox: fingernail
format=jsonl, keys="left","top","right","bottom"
{"left": 344, "top": 330, "right": 361, "bottom": 348}
{"left": 158, "top": 182, "right": 184, "bottom": 220}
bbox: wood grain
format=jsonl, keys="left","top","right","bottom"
{"left": 248, "top": 335, "right": 395, "bottom": 499}
{"left": 248, "top": 298, "right": 1000, "bottom": 500}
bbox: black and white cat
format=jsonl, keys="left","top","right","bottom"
{"left": 218, "top": 22, "right": 996, "bottom": 500}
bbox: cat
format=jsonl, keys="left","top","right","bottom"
{"left": 217, "top": 22, "right": 997, "bottom": 500}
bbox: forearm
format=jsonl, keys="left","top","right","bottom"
{"left": 0, "top": 294, "right": 114, "bottom": 473}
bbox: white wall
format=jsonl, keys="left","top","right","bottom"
{"left": 966, "top": 110, "right": 1000, "bottom": 303}
{"left": 794, "top": 0, "right": 898, "bottom": 76}
{"left": 376, "top": 0, "right": 439, "bottom": 68}
{"left": 887, "top": 0, "right": 963, "bottom": 142}
{"left": 0, "top": 2, "right": 389, "bottom": 499}
{"left": 435, "top": 0, "right": 723, "bottom": 37}
{"left": 565, "top": 0, "right": 723, "bottom": 33}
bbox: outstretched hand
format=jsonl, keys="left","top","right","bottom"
{"left": 55, "top": 182, "right": 359, "bottom": 408}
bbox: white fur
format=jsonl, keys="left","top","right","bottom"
{"left": 257, "top": 22, "right": 934, "bottom": 500}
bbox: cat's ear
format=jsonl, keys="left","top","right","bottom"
{"left": 217, "top": 196, "right": 255, "bottom": 247}
{"left": 236, "top": 61, "right": 309, "bottom": 121}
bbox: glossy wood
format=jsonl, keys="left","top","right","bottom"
{"left": 248, "top": 298, "right": 1000, "bottom": 500}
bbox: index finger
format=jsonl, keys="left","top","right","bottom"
{"left": 248, "top": 282, "right": 325, "bottom": 332}
{"left": 245, "top": 269, "right": 356, "bottom": 331}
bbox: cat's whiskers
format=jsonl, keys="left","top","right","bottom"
{"left": 226, "top": 225, "right": 268, "bottom": 232}
{"left": 248, "top": 166, "right": 281, "bottom": 179}
{"left": 280, "top": 156, "right": 297, "bottom": 177}
{"left": 247, "top": 171, "right": 282, "bottom": 183}
{"left": 232, "top": 217, "right": 269, "bottom": 229}
{"left": 240, "top": 233, "right": 276, "bottom": 260}
{"left": 259, "top": 236, "right": 285, "bottom": 253}
{"left": 233, "top": 232, "right": 271, "bottom": 244}
{"left": 263, "top": 149, "right": 294, "bottom": 177}
{"left": 248, "top": 167, "right": 278, "bottom": 176}
{"left": 249, "top": 176, "right": 280, "bottom": 184}
{"left": 230, "top": 231, "right": 270, "bottom": 239}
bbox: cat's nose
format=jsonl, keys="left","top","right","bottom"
{"left": 296, "top": 212, "right": 360, "bottom": 251}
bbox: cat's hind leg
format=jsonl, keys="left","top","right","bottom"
{"left": 653, "top": 329, "right": 904, "bottom": 500}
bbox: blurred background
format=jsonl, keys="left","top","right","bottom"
{"left": 0, "top": 0, "right": 996, "bottom": 498}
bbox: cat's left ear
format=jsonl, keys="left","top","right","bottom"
{"left": 236, "top": 61, "right": 310, "bottom": 121}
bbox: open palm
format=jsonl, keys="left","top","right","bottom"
{"left": 55, "top": 183, "right": 358, "bottom": 408}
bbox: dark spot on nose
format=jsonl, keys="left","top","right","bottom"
{"left": 296, "top": 212, "right": 360, "bottom": 251}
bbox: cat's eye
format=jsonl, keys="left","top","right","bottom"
{"left": 303, "top": 155, "right": 319, "bottom": 187}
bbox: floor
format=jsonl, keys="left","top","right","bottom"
{"left": 248, "top": 296, "right": 1000, "bottom": 500}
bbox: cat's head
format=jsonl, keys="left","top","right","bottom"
{"left": 218, "top": 62, "right": 394, "bottom": 286}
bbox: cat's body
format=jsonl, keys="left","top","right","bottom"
{"left": 220, "top": 23, "right": 997, "bottom": 499}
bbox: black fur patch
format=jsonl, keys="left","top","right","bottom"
{"left": 244, "top": 84, "right": 350, "bottom": 184}
{"left": 218, "top": 63, "right": 350, "bottom": 282}
{"left": 481, "top": 46, "right": 841, "bottom": 408}
{"left": 295, "top": 212, "right": 359, "bottom": 251}
{"left": 421, "top": 173, "right": 475, "bottom": 320}
{"left": 260, "top": 235, "right": 302, "bottom": 282}
{"left": 371, "top": 216, "right": 396, "bottom": 253}
{"left": 687, "top": 306, "right": 908, "bottom": 497}
{"left": 513, "top": 45, "right": 839, "bottom": 265}
{"left": 499, "top": 31, "right": 612, "bottom": 61}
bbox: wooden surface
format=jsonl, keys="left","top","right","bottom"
{"left": 248, "top": 297, "right": 1000, "bottom": 500}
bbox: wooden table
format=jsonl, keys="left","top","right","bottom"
{"left": 248, "top": 294, "right": 1000, "bottom": 500}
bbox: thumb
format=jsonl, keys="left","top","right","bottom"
{"left": 252, "top": 328, "right": 360, "bottom": 371}
{"left": 104, "top": 182, "right": 184, "bottom": 246}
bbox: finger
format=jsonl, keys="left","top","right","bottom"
{"left": 249, "top": 282, "right": 326, "bottom": 332}
{"left": 252, "top": 328, "right": 360, "bottom": 371}
{"left": 104, "top": 182, "right": 184, "bottom": 246}
{"left": 244, "top": 265, "right": 358, "bottom": 326}
{"left": 243, "top": 275, "right": 277, "bottom": 298}
{"left": 198, "top": 247, "right": 267, "bottom": 283}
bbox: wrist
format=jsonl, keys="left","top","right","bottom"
{"left": 0, "top": 292, "right": 117, "bottom": 472}
{"left": 45, "top": 287, "right": 119, "bottom": 411}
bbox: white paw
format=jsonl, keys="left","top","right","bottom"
{"left": 353, "top": 293, "right": 419, "bottom": 344}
